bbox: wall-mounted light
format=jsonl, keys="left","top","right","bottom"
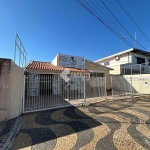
{"left": 115, "top": 56, "right": 120, "bottom": 60}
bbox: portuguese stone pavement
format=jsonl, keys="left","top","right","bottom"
{"left": 1, "top": 96, "right": 150, "bottom": 150}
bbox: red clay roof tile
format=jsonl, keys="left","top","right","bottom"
{"left": 26, "top": 61, "right": 64, "bottom": 71}
{"left": 26, "top": 61, "right": 90, "bottom": 73}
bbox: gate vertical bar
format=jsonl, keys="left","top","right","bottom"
{"left": 105, "top": 77, "right": 107, "bottom": 98}
{"left": 124, "top": 66, "right": 125, "bottom": 75}
{"left": 22, "top": 74, "right": 25, "bottom": 113}
{"left": 44, "top": 75, "right": 46, "bottom": 108}
{"left": 111, "top": 76, "right": 113, "bottom": 100}
{"left": 50, "top": 75, "right": 52, "bottom": 107}
{"left": 48, "top": 75, "right": 49, "bottom": 106}
{"left": 130, "top": 76, "right": 133, "bottom": 100}
{"left": 98, "top": 77, "right": 100, "bottom": 98}
{"left": 39, "top": 74, "right": 41, "bottom": 109}
{"left": 45, "top": 75, "right": 48, "bottom": 107}
{"left": 84, "top": 73, "right": 86, "bottom": 105}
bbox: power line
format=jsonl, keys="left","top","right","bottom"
{"left": 85, "top": 0, "right": 121, "bottom": 37}
{"left": 88, "top": 0, "right": 135, "bottom": 48}
{"left": 116, "top": 0, "right": 150, "bottom": 43}
{"left": 89, "top": 0, "right": 122, "bottom": 32}
{"left": 100, "top": 0, "right": 147, "bottom": 50}
{"left": 78, "top": 0, "right": 134, "bottom": 47}
{"left": 75, "top": 0, "right": 135, "bottom": 48}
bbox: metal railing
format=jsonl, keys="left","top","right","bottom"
{"left": 14, "top": 33, "right": 27, "bottom": 68}
{"left": 121, "top": 63, "right": 150, "bottom": 75}
{"left": 24, "top": 74, "right": 107, "bottom": 113}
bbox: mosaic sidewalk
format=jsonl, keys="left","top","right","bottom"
{"left": 8, "top": 97, "right": 150, "bottom": 150}
{"left": 0, "top": 117, "right": 23, "bottom": 150}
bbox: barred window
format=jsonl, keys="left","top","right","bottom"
{"left": 90, "top": 73, "right": 104, "bottom": 77}
{"left": 148, "top": 59, "right": 150, "bottom": 66}
{"left": 136, "top": 57, "right": 145, "bottom": 64}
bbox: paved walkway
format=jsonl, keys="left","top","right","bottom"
{"left": 9, "top": 96, "right": 150, "bottom": 149}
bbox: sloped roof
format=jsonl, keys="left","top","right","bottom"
{"left": 94, "top": 48, "right": 150, "bottom": 63}
{"left": 94, "top": 48, "right": 134, "bottom": 62}
{"left": 26, "top": 61, "right": 90, "bottom": 73}
{"left": 26, "top": 61, "right": 64, "bottom": 71}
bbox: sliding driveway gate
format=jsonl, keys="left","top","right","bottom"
{"left": 111, "top": 75, "right": 150, "bottom": 100}
{"left": 23, "top": 74, "right": 107, "bottom": 113}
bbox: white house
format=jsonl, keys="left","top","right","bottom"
{"left": 94, "top": 48, "right": 150, "bottom": 75}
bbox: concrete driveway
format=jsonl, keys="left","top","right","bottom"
{"left": 6, "top": 96, "right": 150, "bottom": 149}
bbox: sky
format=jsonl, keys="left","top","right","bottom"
{"left": 1, "top": 0, "right": 150, "bottom": 64}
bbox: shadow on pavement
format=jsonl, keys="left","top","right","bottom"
{"left": 12, "top": 106, "right": 102, "bottom": 149}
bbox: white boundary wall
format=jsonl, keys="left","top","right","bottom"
{"left": 112, "top": 75, "right": 150, "bottom": 100}
{"left": 8, "top": 61, "right": 23, "bottom": 120}
{"left": 124, "top": 74, "right": 150, "bottom": 94}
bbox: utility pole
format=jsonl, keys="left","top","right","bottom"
{"left": 134, "top": 32, "right": 136, "bottom": 48}
{"left": 120, "top": 32, "right": 126, "bottom": 51}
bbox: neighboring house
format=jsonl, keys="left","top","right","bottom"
{"left": 25, "top": 54, "right": 113, "bottom": 89}
{"left": 94, "top": 48, "right": 150, "bottom": 75}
